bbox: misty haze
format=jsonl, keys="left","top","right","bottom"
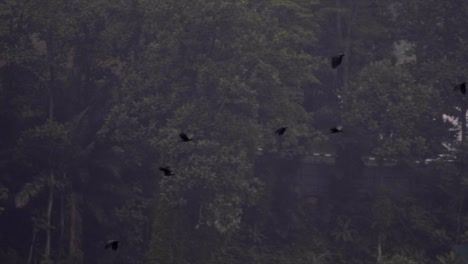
{"left": 0, "top": 0, "right": 468, "bottom": 263}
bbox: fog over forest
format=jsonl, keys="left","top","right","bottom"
{"left": 1, "top": 0, "right": 468, "bottom": 263}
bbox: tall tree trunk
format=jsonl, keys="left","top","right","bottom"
{"left": 43, "top": 29, "right": 56, "bottom": 263}
{"left": 456, "top": 194, "right": 465, "bottom": 244}
{"left": 27, "top": 228, "right": 37, "bottom": 264}
{"left": 69, "top": 193, "right": 82, "bottom": 260}
{"left": 44, "top": 171, "right": 55, "bottom": 263}
{"left": 456, "top": 117, "right": 467, "bottom": 243}
{"left": 335, "top": 0, "right": 357, "bottom": 114}
{"left": 342, "top": 4, "right": 357, "bottom": 92}
{"left": 377, "top": 233, "right": 383, "bottom": 264}
{"left": 334, "top": 0, "right": 343, "bottom": 104}
{"left": 335, "top": 0, "right": 343, "bottom": 46}
{"left": 58, "top": 193, "right": 65, "bottom": 258}
{"left": 46, "top": 28, "right": 55, "bottom": 122}
{"left": 461, "top": 105, "right": 467, "bottom": 144}
{"left": 48, "top": 69, "right": 55, "bottom": 121}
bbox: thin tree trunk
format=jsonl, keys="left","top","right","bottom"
{"left": 59, "top": 193, "right": 65, "bottom": 258}
{"left": 43, "top": 29, "right": 56, "bottom": 264}
{"left": 27, "top": 229, "right": 37, "bottom": 264}
{"left": 461, "top": 106, "right": 467, "bottom": 144}
{"left": 334, "top": 0, "right": 343, "bottom": 102}
{"left": 456, "top": 194, "right": 464, "bottom": 244}
{"left": 46, "top": 28, "right": 55, "bottom": 122}
{"left": 335, "top": 0, "right": 343, "bottom": 47}
{"left": 342, "top": 4, "right": 357, "bottom": 92}
{"left": 456, "top": 138, "right": 467, "bottom": 243}
{"left": 48, "top": 72, "right": 54, "bottom": 121}
{"left": 69, "top": 193, "right": 82, "bottom": 259}
{"left": 69, "top": 193, "right": 76, "bottom": 256}
{"left": 377, "top": 233, "right": 383, "bottom": 264}
{"left": 44, "top": 171, "right": 55, "bottom": 262}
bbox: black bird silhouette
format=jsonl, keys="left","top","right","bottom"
{"left": 275, "top": 127, "right": 288, "bottom": 136}
{"left": 330, "top": 126, "right": 343, "bottom": 133}
{"left": 179, "top": 132, "right": 193, "bottom": 142}
{"left": 159, "top": 166, "right": 175, "bottom": 176}
{"left": 454, "top": 82, "right": 466, "bottom": 95}
{"left": 331, "top": 54, "right": 344, "bottom": 69}
{"left": 105, "top": 240, "right": 119, "bottom": 251}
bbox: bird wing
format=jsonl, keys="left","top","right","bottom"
{"left": 105, "top": 240, "right": 116, "bottom": 249}
{"left": 331, "top": 54, "right": 344, "bottom": 68}
{"left": 331, "top": 58, "right": 338, "bottom": 68}
{"left": 112, "top": 241, "right": 119, "bottom": 250}
{"left": 180, "top": 133, "right": 189, "bottom": 140}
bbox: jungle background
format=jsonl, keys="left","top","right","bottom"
{"left": 1, "top": 0, "right": 468, "bottom": 263}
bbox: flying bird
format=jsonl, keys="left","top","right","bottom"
{"left": 105, "top": 240, "right": 119, "bottom": 251}
{"left": 330, "top": 126, "right": 343, "bottom": 133}
{"left": 331, "top": 53, "right": 344, "bottom": 69}
{"left": 454, "top": 82, "right": 466, "bottom": 95}
{"left": 275, "top": 127, "right": 288, "bottom": 136}
{"left": 179, "top": 132, "right": 193, "bottom": 142}
{"left": 159, "top": 166, "right": 175, "bottom": 176}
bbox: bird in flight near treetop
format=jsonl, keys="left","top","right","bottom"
{"left": 179, "top": 132, "right": 193, "bottom": 142}
{"left": 331, "top": 53, "right": 344, "bottom": 69}
{"left": 275, "top": 127, "right": 288, "bottom": 136}
{"left": 105, "top": 240, "right": 119, "bottom": 251}
{"left": 159, "top": 167, "right": 175, "bottom": 176}
{"left": 454, "top": 82, "right": 466, "bottom": 95}
{"left": 330, "top": 126, "right": 343, "bottom": 133}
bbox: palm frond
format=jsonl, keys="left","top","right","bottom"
{"left": 15, "top": 176, "right": 47, "bottom": 208}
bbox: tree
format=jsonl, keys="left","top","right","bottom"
{"left": 394, "top": 0, "right": 468, "bottom": 143}
{"left": 15, "top": 121, "right": 74, "bottom": 263}
{"left": 94, "top": 0, "right": 322, "bottom": 262}
{"left": 342, "top": 60, "right": 444, "bottom": 162}
{"left": 0, "top": 0, "right": 138, "bottom": 261}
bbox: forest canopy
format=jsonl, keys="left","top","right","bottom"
{"left": 0, "top": 0, "right": 467, "bottom": 263}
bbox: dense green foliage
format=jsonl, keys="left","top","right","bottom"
{"left": 0, "top": 0, "right": 467, "bottom": 263}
